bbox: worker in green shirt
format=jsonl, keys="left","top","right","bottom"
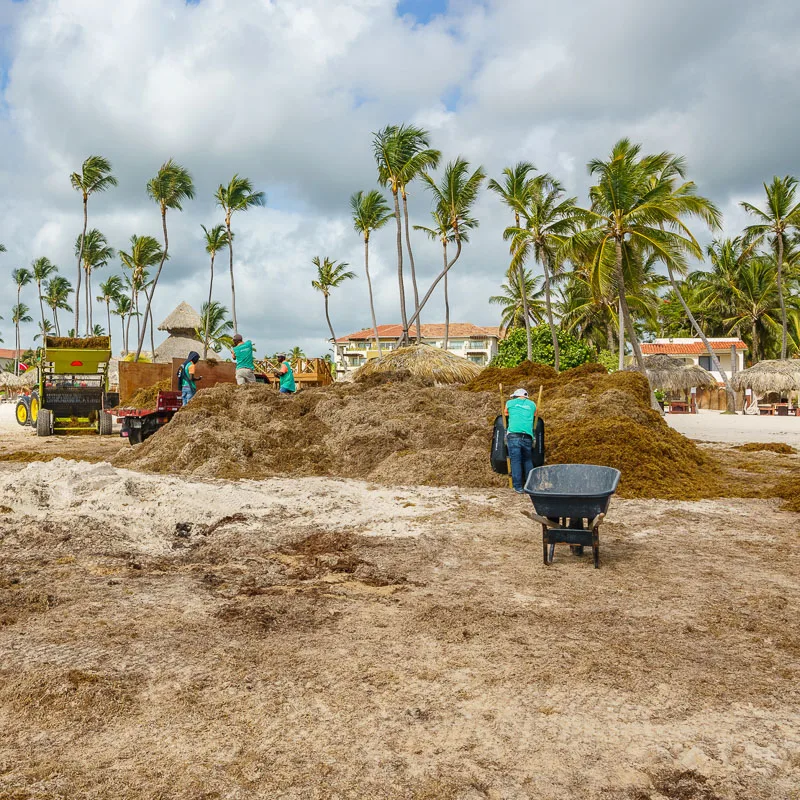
{"left": 275, "top": 354, "right": 296, "bottom": 394}
{"left": 504, "top": 388, "right": 537, "bottom": 493}
{"left": 231, "top": 333, "right": 256, "bottom": 384}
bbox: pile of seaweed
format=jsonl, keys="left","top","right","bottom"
{"left": 115, "top": 365, "right": 724, "bottom": 499}
{"left": 124, "top": 379, "right": 171, "bottom": 410}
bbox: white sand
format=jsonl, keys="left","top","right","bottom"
{"left": 666, "top": 409, "right": 800, "bottom": 445}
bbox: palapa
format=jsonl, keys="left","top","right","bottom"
{"left": 157, "top": 302, "right": 203, "bottom": 333}
{"left": 730, "top": 359, "right": 800, "bottom": 395}
{"left": 625, "top": 353, "right": 717, "bottom": 391}
{"left": 154, "top": 302, "right": 204, "bottom": 363}
{"left": 355, "top": 344, "right": 481, "bottom": 385}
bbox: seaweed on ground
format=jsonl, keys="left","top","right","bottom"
{"left": 461, "top": 361, "right": 559, "bottom": 393}
{"left": 735, "top": 442, "right": 797, "bottom": 455}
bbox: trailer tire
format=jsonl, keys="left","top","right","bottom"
{"left": 36, "top": 409, "right": 53, "bottom": 437}
{"left": 128, "top": 428, "right": 144, "bottom": 446}
{"left": 98, "top": 411, "right": 113, "bottom": 436}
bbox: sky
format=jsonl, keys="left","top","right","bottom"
{"left": 1, "top": 0, "right": 799, "bottom": 357}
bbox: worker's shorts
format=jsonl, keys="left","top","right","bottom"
{"left": 236, "top": 368, "right": 256, "bottom": 385}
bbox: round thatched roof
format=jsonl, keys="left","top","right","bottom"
{"left": 355, "top": 344, "right": 481, "bottom": 384}
{"left": 0, "top": 368, "right": 37, "bottom": 388}
{"left": 625, "top": 353, "right": 718, "bottom": 391}
{"left": 154, "top": 333, "right": 203, "bottom": 363}
{"left": 730, "top": 359, "right": 800, "bottom": 395}
{"left": 158, "top": 302, "right": 202, "bottom": 333}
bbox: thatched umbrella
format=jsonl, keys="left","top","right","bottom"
{"left": 154, "top": 301, "right": 204, "bottom": 363}
{"left": 625, "top": 354, "right": 718, "bottom": 391}
{"left": 355, "top": 344, "right": 481, "bottom": 385}
{"left": 730, "top": 359, "right": 800, "bottom": 395}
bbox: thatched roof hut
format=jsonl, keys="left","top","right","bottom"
{"left": 730, "top": 359, "right": 800, "bottom": 395}
{"left": 0, "top": 369, "right": 37, "bottom": 388}
{"left": 154, "top": 302, "right": 203, "bottom": 363}
{"left": 626, "top": 354, "right": 717, "bottom": 391}
{"left": 355, "top": 344, "right": 481, "bottom": 385}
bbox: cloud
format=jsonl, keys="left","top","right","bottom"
{"left": 1, "top": 0, "right": 799, "bottom": 355}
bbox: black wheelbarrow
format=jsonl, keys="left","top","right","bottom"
{"left": 523, "top": 464, "right": 621, "bottom": 568}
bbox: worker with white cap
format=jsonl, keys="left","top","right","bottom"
{"left": 504, "top": 387, "right": 537, "bottom": 493}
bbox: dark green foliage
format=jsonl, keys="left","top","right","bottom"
{"left": 492, "top": 325, "right": 595, "bottom": 370}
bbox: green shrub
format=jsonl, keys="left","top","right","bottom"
{"left": 491, "top": 326, "right": 596, "bottom": 370}
{"left": 597, "top": 349, "right": 619, "bottom": 373}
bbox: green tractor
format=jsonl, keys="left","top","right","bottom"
{"left": 33, "top": 336, "right": 117, "bottom": 436}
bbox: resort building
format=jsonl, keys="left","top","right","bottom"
{"left": 335, "top": 323, "right": 502, "bottom": 377}
{"left": 641, "top": 338, "right": 748, "bottom": 384}
{"left": 0, "top": 348, "right": 22, "bottom": 371}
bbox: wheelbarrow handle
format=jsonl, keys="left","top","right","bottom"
{"left": 520, "top": 510, "right": 564, "bottom": 529}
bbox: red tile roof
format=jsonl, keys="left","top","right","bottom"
{"left": 641, "top": 340, "right": 747, "bottom": 355}
{"left": 336, "top": 324, "right": 499, "bottom": 344}
{"left": 0, "top": 348, "right": 22, "bottom": 359}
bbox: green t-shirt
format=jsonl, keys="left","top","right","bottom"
{"left": 232, "top": 340, "right": 255, "bottom": 371}
{"left": 505, "top": 397, "right": 536, "bottom": 435}
{"left": 279, "top": 363, "right": 296, "bottom": 392}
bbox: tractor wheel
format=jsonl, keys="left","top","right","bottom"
{"left": 29, "top": 394, "right": 39, "bottom": 426}
{"left": 36, "top": 409, "right": 53, "bottom": 437}
{"left": 98, "top": 411, "right": 113, "bottom": 436}
{"left": 128, "top": 428, "right": 144, "bottom": 446}
{"left": 15, "top": 399, "right": 29, "bottom": 426}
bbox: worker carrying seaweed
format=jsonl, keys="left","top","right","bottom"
{"left": 504, "top": 388, "right": 536, "bottom": 493}
{"left": 231, "top": 333, "right": 256, "bottom": 385}
{"left": 178, "top": 351, "right": 202, "bottom": 406}
{"left": 275, "top": 354, "right": 296, "bottom": 394}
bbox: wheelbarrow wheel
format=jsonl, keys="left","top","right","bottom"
{"left": 36, "top": 409, "right": 53, "bottom": 437}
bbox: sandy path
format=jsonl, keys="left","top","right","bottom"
{"left": 666, "top": 409, "right": 800, "bottom": 445}
{"left": 1, "top": 459, "right": 798, "bottom": 798}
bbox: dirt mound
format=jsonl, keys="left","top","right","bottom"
{"left": 115, "top": 368, "right": 722, "bottom": 499}
{"left": 124, "top": 379, "right": 171, "bottom": 410}
{"left": 736, "top": 442, "right": 797, "bottom": 455}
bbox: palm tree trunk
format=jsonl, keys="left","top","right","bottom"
{"left": 606, "top": 319, "right": 615, "bottom": 352}
{"left": 106, "top": 302, "right": 112, "bottom": 347}
{"left": 53, "top": 307, "right": 60, "bottom": 336}
{"left": 37, "top": 282, "right": 46, "bottom": 335}
{"left": 364, "top": 235, "right": 381, "bottom": 356}
{"left": 777, "top": 233, "right": 788, "bottom": 359}
{"left": 324, "top": 294, "right": 336, "bottom": 344}
{"left": 615, "top": 240, "right": 660, "bottom": 411}
{"left": 84, "top": 267, "right": 90, "bottom": 335}
{"left": 401, "top": 190, "right": 422, "bottom": 342}
{"left": 205, "top": 251, "right": 216, "bottom": 359}
{"left": 666, "top": 262, "right": 736, "bottom": 413}
{"left": 135, "top": 209, "right": 168, "bottom": 361}
{"left": 75, "top": 195, "right": 87, "bottom": 335}
{"left": 392, "top": 189, "right": 409, "bottom": 345}
{"left": 406, "top": 237, "right": 462, "bottom": 330}
{"left": 515, "top": 212, "right": 533, "bottom": 362}
{"left": 618, "top": 295, "right": 625, "bottom": 370}
{"left": 443, "top": 241, "right": 450, "bottom": 350}
{"left": 227, "top": 220, "right": 238, "bottom": 336}
{"left": 751, "top": 320, "right": 759, "bottom": 364}
{"left": 149, "top": 299, "right": 156, "bottom": 362}
{"left": 542, "top": 253, "right": 559, "bottom": 370}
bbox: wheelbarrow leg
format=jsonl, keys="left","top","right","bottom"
{"left": 592, "top": 526, "right": 600, "bottom": 569}
{"left": 542, "top": 524, "right": 549, "bottom": 565}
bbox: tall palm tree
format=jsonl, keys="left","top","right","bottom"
{"left": 489, "top": 269, "right": 545, "bottom": 332}
{"left": 572, "top": 140, "right": 715, "bottom": 406}
{"left": 135, "top": 160, "right": 195, "bottom": 360}
{"left": 351, "top": 189, "right": 393, "bottom": 354}
{"left": 74, "top": 229, "right": 114, "bottom": 334}
{"left": 120, "top": 235, "right": 164, "bottom": 356}
{"left": 414, "top": 206, "right": 478, "bottom": 348}
{"left": 504, "top": 175, "right": 582, "bottom": 370}
{"left": 488, "top": 162, "right": 537, "bottom": 360}
{"left": 197, "top": 301, "right": 234, "bottom": 353}
{"left": 112, "top": 294, "right": 132, "bottom": 354}
{"left": 12, "top": 267, "right": 32, "bottom": 374}
{"left": 44, "top": 276, "right": 73, "bottom": 336}
{"left": 69, "top": 155, "right": 117, "bottom": 335}
{"left": 11, "top": 303, "right": 32, "bottom": 375}
{"left": 311, "top": 256, "right": 356, "bottom": 347}
{"left": 406, "top": 157, "right": 485, "bottom": 331}
{"left": 35, "top": 319, "right": 55, "bottom": 341}
{"left": 741, "top": 176, "right": 800, "bottom": 359}
{"left": 215, "top": 175, "right": 265, "bottom": 334}
{"left": 97, "top": 275, "right": 123, "bottom": 344}
{"left": 200, "top": 224, "right": 230, "bottom": 358}
{"left": 31, "top": 257, "right": 58, "bottom": 334}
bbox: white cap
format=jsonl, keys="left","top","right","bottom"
{"left": 511, "top": 388, "right": 528, "bottom": 398}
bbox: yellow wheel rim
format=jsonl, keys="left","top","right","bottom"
{"left": 30, "top": 396, "right": 39, "bottom": 424}
{"left": 16, "top": 402, "right": 28, "bottom": 425}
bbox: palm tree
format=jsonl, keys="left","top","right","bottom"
{"left": 31, "top": 257, "right": 58, "bottom": 334}
{"left": 120, "top": 235, "right": 163, "bottom": 356}
{"left": 488, "top": 162, "right": 537, "bottom": 360}
{"left": 741, "top": 176, "right": 800, "bottom": 359}
{"left": 197, "top": 301, "right": 234, "bottom": 353}
{"left": 12, "top": 267, "right": 32, "bottom": 374}
{"left": 289, "top": 345, "right": 306, "bottom": 361}
{"left": 35, "top": 319, "right": 55, "bottom": 341}
{"left": 200, "top": 224, "right": 230, "bottom": 357}
{"left": 11, "top": 303, "right": 32, "bottom": 375}
{"left": 489, "top": 269, "right": 545, "bottom": 332}
{"left": 351, "top": 189, "right": 393, "bottom": 354}
{"left": 69, "top": 156, "right": 117, "bottom": 335}
{"left": 112, "top": 294, "right": 132, "bottom": 354}
{"left": 406, "top": 157, "right": 486, "bottom": 331}
{"left": 92, "top": 324, "right": 106, "bottom": 336}
{"left": 572, "top": 140, "right": 716, "bottom": 407}
{"left": 97, "top": 275, "right": 123, "bottom": 344}
{"left": 74, "top": 229, "right": 114, "bottom": 334}
{"left": 135, "top": 160, "right": 195, "bottom": 361}
{"left": 311, "top": 256, "right": 356, "bottom": 347}
{"left": 414, "top": 206, "right": 478, "bottom": 348}
{"left": 44, "top": 276, "right": 73, "bottom": 336}
{"left": 504, "top": 175, "right": 582, "bottom": 370}
{"left": 215, "top": 175, "right": 265, "bottom": 334}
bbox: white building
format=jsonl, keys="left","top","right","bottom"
{"left": 641, "top": 338, "right": 748, "bottom": 383}
{"left": 335, "top": 323, "right": 502, "bottom": 377}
